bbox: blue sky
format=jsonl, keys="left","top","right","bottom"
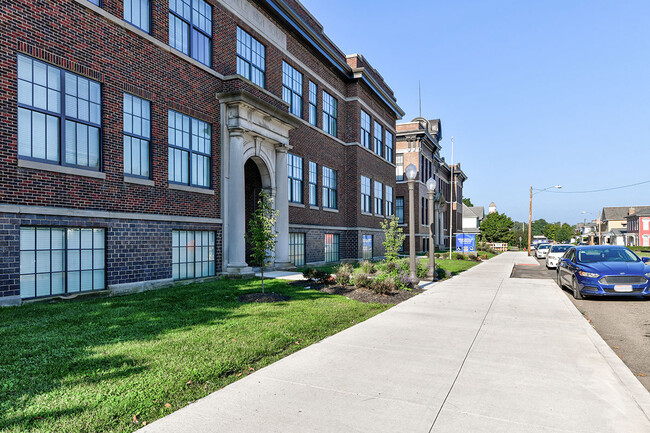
{"left": 300, "top": 0, "right": 650, "bottom": 224}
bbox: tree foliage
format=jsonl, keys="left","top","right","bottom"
{"left": 480, "top": 212, "right": 515, "bottom": 243}
{"left": 245, "top": 190, "right": 279, "bottom": 294}
{"left": 381, "top": 215, "right": 406, "bottom": 262}
{"left": 462, "top": 197, "right": 474, "bottom": 207}
{"left": 531, "top": 219, "right": 548, "bottom": 236}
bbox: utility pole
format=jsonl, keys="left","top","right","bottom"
{"left": 449, "top": 136, "right": 454, "bottom": 259}
{"left": 528, "top": 186, "right": 532, "bottom": 256}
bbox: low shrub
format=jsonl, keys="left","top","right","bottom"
{"left": 436, "top": 266, "right": 447, "bottom": 280}
{"left": 371, "top": 273, "right": 396, "bottom": 295}
{"left": 334, "top": 263, "right": 353, "bottom": 286}
{"left": 313, "top": 269, "right": 332, "bottom": 284}
{"left": 454, "top": 253, "right": 466, "bottom": 260}
{"left": 359, "top": 260, "right": 375, "bottom": 274}
{"left": 352, "top": 270, "right": 371, "bottom": 288}
{"left": 416, "top": 260, "right": 429, "bottom": 279}
{"left": 302, "top": 268, "right": 317, "bottom": 280}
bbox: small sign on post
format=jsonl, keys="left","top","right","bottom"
{"left": 456, "top": 233, "right": 476, "bottom": 253}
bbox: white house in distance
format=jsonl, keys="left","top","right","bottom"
{"left": 462, "top": 204, "right": 485, "bottom": 235}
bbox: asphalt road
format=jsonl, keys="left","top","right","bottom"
{"left": 511, "top": 257, "right": 650, "bottom": 391}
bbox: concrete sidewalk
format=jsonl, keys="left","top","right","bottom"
{"left": 141, "top": 252, "right": 650, "bottom": 432}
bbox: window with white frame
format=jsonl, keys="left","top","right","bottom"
{"left": 17, "top": 55, "right": 102, "bottom": 169}
{"left": 396, "top": 197, "right": 404, "bottom": 223}
{"left": 308, "top": 81, "right": 317, "bottom": 126}
{"left": 289, "top": 233, "right": 305, "bottom": 266}
{"left": 236, "top": 27, "right": 265, "bottom": 87}
{"left": 386, "top": 185, "right": 393, "bottom": 216}
{"left": 168, "top": 110, "right": 211, "bottom": 187}
{"left": 374, "top": 121, "right": 383, "bottom": 156}
{"left": 396, "top": 154, "right": 404, "bottom": 181}
{"left": 172, "top": 230, "right": 215, "bottom": 280}
{"left": 322, "top": 91, "right": 337, "bottom": 136}
{"left": 309, "top": 161, "right": 317, "bottom": 206}
{"left": 385, "top": 131, "right": 394, "bottom": 163}
{"left": 124, "top": 0, "right": 150, "bottom": 32}
{"left": 123, "top": 93, "right": 151, "bottom": 178}
{"left": 288, "top": 153, "right": 303, "bottom": 203}
{"left": 324, "top": 233, "right": 340, "bottom": 263}
{"left": 374, "top": 181, "right": 383, "bottom": 215}
{"left": 322, "top": 166, "right": 337, "bottom": 209}
{"left": 169, "top": 0, "right": 212, "bottom": 67}
{"left": 362, "top": 234, "right": 373, "bottom": 260}
{"left": 20, "top": 227, "right": 105, "bottom": 299}
{"left": 361, "top": 176, "right": 371, "bottom": 213}
{"left": 282, "top": 62, "right": 303, "bottom": 117}
{"left": 360, "top": 110, "right": 371, "bottom": 149}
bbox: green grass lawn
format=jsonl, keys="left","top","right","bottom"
{"left": 0, "top": 279, "right": 390, "bottom": 433}
{"left": 422, "top": 257, "right": 481, "bottom": 276}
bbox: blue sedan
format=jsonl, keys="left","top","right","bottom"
{"left": 557, "top": 246, "right": 650, "bottom": 299}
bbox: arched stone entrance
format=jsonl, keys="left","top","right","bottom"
{"left": 218, "top": 91, "right": 300, "bottom": 275}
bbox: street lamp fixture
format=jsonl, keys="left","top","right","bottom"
{"left": 426, "top": 177, "right": 436, "bottom": 279}
{"left": 405, "top": 163, "right": 418, "bottom": 282}
{"left": 528, "top": 184, "right": 562, "bottom": 256}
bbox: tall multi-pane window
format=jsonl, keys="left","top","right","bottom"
{"left": 421, "top": 197, "right": 429, "bottom": 225}
{"left": 373, "top": 121, "right": 383, "bottom": 156}
{"left": 322, "top": 166, "right": 337, "bottom": 209}
{"left": 396, "top": 154, "right": 404, "bottom": 181}
{"left": 17, "top": 55, "right": 101, "bottom": 169}
{"left": 289, "top": 233, "right": 305, "bottom": 266}
{"left": 385, "top": 131, "right": 394, "bottom": 163}
{"left": 324, "top": 234, "right": 340, "bottom": 263}
{"left": 123, "top": 94, "right": 151, "bottom": 178}
{"left": 168, "top": 110, "right": 211, "bottom": 187}
{"left": 386, "top": 185, "right": 394, "bottom": 217}
{"left": 361, "top": 176, "right": 371, "bottom": 213}
{"left": 20, "top": 227, "right": 105, "bottom": 299}
{"left": 308, "top": 81, "right": 318, "bottom": 126}
{"left": 308, "top": 161, "right": 318, "bottom": 206}
{"left": 172, "top": 230, "right": 215, "bottom": 280}
{"left": 169, "top": 0, "right": 212, "bottom": 67}
{"left": 362, "top": 234, "right": 373, "bottom": 260}
{"left": 236, "top": 27, "right": 265, "bottom": 87}
{"left": 360, "top": 110, "right": 371, "bottom": 149}
{"left": 124, "top": 0, "right": 150, "bottom": 32}
{"left": 396, "top": 197, "right": 404, "bottom": 223}
{"left": 288, "top": 153, "right": 303, "bottom": 203}
{"left": 374, "top": 181, "right": 383, "bottom": 215}
{"left": 282, "top": 62, "right": 303, "bottom": 117}
{"left": 322, "top": 91, "right": 337, "bottom": 136}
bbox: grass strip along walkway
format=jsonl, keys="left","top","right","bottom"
{"left": 0, "top": 279, "right": 389, "bottom": 433}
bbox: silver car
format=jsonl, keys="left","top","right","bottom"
{"left": 535, "top": 243, "right": 551, "bottom": 259}
{"left": 545, "top": 244, "right": 572, "bottom": 269}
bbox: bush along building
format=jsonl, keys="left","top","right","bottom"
{"left": 395, "top": 118, "right": 467, "bottom": 253}
{"left": 0, "top": 0, "right": 404, "bottom": 306}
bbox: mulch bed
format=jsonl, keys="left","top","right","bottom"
{"left": 289, "top": 280, "right": 424, "bottom": 304}
{"left": 238, "top": 292, "right": 291, "bottom": 303}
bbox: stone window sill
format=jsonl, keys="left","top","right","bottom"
{"left": 18, "top": 159, "right": 106, "bottom": 180}
{"left": 124, "top": 176, "right": 155, "bottom": 187}
{"left": 323, "top": 207, "right": 339, "bottom": 213}
{"left": 361, "top": 211, "right": 373, "bottom": 216}
{"left": 309, "top": 205, "right": 320, "bottom": 210}
{"left": 289, "top": 202, "right": 305, "bottom": 208}
{"left": 168, "top": 183, "right": 214, "bottom": 195}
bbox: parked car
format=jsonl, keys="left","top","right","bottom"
{"left": 557, "top": 246, "right": 650, "bottom": 299}
{"left": 535, "top": 243, "right": 551, "bottom": 259}
{"left": 545, "top": 244, "right": 572, "bottom": 269}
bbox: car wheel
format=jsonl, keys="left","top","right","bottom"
{"left": 572, "top": 277, "right": 583, "bottom": 300}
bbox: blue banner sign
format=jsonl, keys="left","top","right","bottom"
{"left": 456, "top": 233, "right": 476, "bottom": 253}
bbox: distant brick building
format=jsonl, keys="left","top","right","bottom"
{"left": 0, "top": 0, "right": 404, "bottom": 305}
{"left": 395, "top": 118, "right": 466, "bottom": 253}
{"left": 624, "top": 208, "right": 650, "bottom": 247}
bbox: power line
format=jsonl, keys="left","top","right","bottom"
{"left": 540, "top": 180, "right": 650, "bottom": 194}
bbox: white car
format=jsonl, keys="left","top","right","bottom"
{"left": 535, "top": 243, "right": 551, "bottom": 259}
{"left": 545, "top": 244, "right": 572, "bottom": 269}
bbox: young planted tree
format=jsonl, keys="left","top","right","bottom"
{"left": 381, "top": 215, "right": 406, "bottom": 263}
{"left": 245, "top": 190, "right": 279, "bottom": 294}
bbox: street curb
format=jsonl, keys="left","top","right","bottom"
{"left": 556, "top": 285, "right": 650, "bottom": 422}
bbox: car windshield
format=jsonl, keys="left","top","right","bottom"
{"left": 576, "top": 248, "right": 640, "bottom": 264}
{"left": 539, "top": 244, "right": 550, "bottom": 250}
{"left": 550, "top": 245, "right": 570, "bottom": 253}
